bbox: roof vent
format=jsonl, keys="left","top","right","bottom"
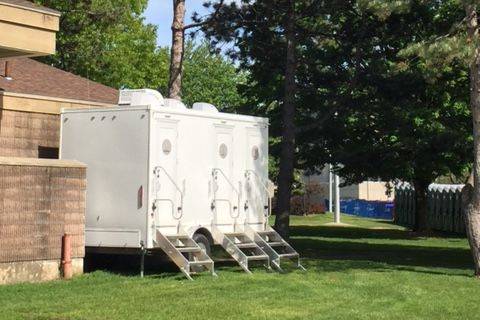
{"left": 192, "top": 102, "right": 219, "bottom": 113}
{"left": 118, "top": 89, "right": 164, "bottom": 107}
{"left": 164, "top": 98, "right": 187, "bottom": 110}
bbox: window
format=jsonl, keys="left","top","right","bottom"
{"left": 252, "top": 146, "right": 259, "bottom": 160}
{"left": 38, "top": 146, "right": 59, "bottom": 159}
{"left": 162, "top": 139, "right": 172, "bottom": 155}
{"left": 219, "top": 143, "right": 228, "bottom": 158}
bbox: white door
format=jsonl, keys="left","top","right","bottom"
{"left": 152, "top": 118, "right": 180, "bottom": 228}
{"left": 245, "top": 128, "right": 268, "bottom": 224}
{"left": 212, "top": 125, "right": 235, "bottom": 225}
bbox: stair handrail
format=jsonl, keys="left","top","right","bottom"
{"left": 212, "top": 168, "right": 241, "bottom": 219}
{"left": 153, "top": 166, "right": 184, "bottom": 220}
{"left": 245, "top": 170, "right": 273, "bottom": 220}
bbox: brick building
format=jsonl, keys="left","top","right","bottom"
{"left": 0, "top": 58, "right": 118, "bottom": 284}
{"left": 0, "top": 0, "right": 118, "bottom": 285}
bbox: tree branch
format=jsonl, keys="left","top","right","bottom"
{"left": 184, "top": 0, "right": 225, "bottom": 30}
{"left": 296, "top": 107, "right": 338, "bottom": 134}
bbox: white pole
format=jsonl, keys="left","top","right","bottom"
{"left": 328, "top": 164, "right": 333, "bottom": 212}
{"left": 334, "top": 174, "right": 341, "bottom": 223}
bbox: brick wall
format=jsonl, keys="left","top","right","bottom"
{"left": 0, "top": 158, "right": 86, "bottom": 263}
{"left": 0, "top": 109, "right": 59, "bottom": 158}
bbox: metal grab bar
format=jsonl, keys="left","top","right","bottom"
{"left": 245, "top": 170, "right": 273, "bottom": 219}
{"left": 212, "top": 168, "right": 241, "bottom": 219}
{"left": 154, "top": 199, "right": 181, "bottom": 220}
{"left": 153, "top": 166, "right": 184, "bottom": 220}
{"left": 211, "top": 198, "right": 234, "bottom": 217}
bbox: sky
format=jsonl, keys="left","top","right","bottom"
{"left": 143, "top": 0, "right": 209, "bottom": 47}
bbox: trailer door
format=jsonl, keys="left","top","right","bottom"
{"left": 152, "top": 117, "right": 180, "bottom": 229}
{"left": 213, "top": 125, "right": 235, "bottom": 225}
{"left": 245, "top": 127, "right": 268, "bottom": 224}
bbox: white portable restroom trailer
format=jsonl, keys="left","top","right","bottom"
{"left": 60, "top": 89, "right": 304, "bottom": 279}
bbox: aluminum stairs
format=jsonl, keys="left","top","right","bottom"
{"left": 247, "top": 225, "right": 306, "bottom": 272}
{"left": 211, "top": 225, "right": 270, "bottom": 273}
{"left": 242, "top": 170, "right": 304, "bottom": 271}
{"left": 155, "top": 229, "right": 216, "bottom": 280}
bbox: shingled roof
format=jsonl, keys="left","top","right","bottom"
{"left": 0, "top": 0, "right": 60, "bottom": 15}
{"left": 0, "top": 58, "right": 118, "bottom": 104}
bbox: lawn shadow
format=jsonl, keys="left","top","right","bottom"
{"left": 84, "top": 223, "right": 472, "bottom": 278}
{"left": 290, "top": 224, "right": 473, "bottom": 276}
{"left": 84, "top": 252, "right": 178, "bottom": 277}
{"left": 84, "top": 247, "right": 247, "bottom": 279}
{"left": 292, "top": 225, "right": 466, "bottom": 241}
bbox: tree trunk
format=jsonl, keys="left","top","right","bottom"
{"left": 463, "top": 3, "right": 480, "bottom": 277}
{"left": 168, "top": 0, "right": 186, "bottom": 100}
{"left": 274, "top": 0, "right": 296, "bottom": 239}
{"left": 413, "top": 180, "right": 429, "bottom": 232}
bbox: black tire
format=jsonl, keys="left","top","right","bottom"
{"left": 193, "top": 233, "right": 211, "bottom": 256}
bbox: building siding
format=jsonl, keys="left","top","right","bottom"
{"left": 0, "top": 109, "right": 59, "bottom": 158}
{"left": 0, "top": 163, "right": 85, "bottom": 264}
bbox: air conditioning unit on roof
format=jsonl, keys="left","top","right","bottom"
{"left": 192, "top": 102, "right": 219, "bottom": 113}
{"left": 118, "top": 89, "right": 164, "bottom": 108}
{"left": 164, "top": 98, "right": 187, "bottom": 110}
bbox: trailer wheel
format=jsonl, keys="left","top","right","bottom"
{"left": 193, "top": 233, "right": 211, "bottom": 256}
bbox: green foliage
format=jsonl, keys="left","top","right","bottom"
{"left": 357, "top": 0, "right": 416, "bottom": 19}
{"left": 32, "top": 1, "right": 245, "bottom": 110}
{"left": 152, "top": 41, "right": 246, "bottom": 109}
{"left": 179, "top": 42, "right": 247, "bottom": 110}
{"left": 318, "top": 0, "right": 472, "bottom": 187}
{"left": 34, "top": 0, "right": 165, "bottom": 89}
{"left": 323, "top": 2, "right": 471, "bottom": 186}
{"left": 201, "top": 0, "right": 471, "bottom": 189}
{"left": 36, "top": 0, "right": 472, "bottom": 191}
{"left": 201, "top": 0, "right": 327, "bottom": 186}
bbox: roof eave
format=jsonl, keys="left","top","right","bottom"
{"left": 0, "top": 1, "right": 60, "bottom": 16}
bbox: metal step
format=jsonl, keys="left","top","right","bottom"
{"left": 268, "top": 241, "right": 286, "bottom": 247}
{"left": 247, "top": 254, "right": 270, "bottom": 261}
{"left": 155, "top": 229, "right": 216, "bottom": 280}
{"left": 236, "top": 242, "right": 259, "bottom": 249}
{"left": 257, "top": 230, "right": 277, "bottom": 236}
{"left": 244, "top": 225, "right": 306, "bottom": 272}
{"left": 177, "top": 246, "right": 202, "bottom": 253}
{"left": 225, "top": 232, "right": 249, "bottom": 238}
{"left": 167, "top": 234, "right": 190, "bottom": 240}
{"left": 211, "top": 225, "right": 270, "bottom": 273}
{"left": 190, "top": 260, "right": 214, "bottom": 266}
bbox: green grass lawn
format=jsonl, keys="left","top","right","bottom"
{"left": 1, "top": 213, "right": 479, "bottom": 320}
